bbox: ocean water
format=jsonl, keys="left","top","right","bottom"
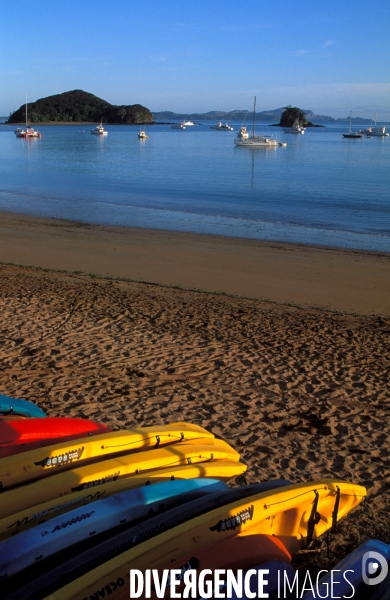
{"left": 0, "top": 121, "right": 389, "bottom": 252}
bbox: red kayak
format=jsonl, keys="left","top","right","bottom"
{"left": 0, "top": 417, "right": 111, "bottom": 458}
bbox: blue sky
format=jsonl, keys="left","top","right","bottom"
{"left": 1, "top": 0, "right": 389, "bottom": 119}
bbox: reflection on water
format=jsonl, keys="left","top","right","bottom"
{"left": 0, "top": 122, "right": 389, "bottom": 252}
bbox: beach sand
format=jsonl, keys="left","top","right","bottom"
{"left": 0, "top": 210, "right": 389, "bottom": 565}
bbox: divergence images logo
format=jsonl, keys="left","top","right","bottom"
{"left": 362, "top": 551, "right": 389, "bottom": 586}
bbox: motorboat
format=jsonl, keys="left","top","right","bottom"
{"left": 237, "top": 126, "right": 249, "bottom": 139}
{"left": 15, "top": 96, "right": 42, "bottom": 139}
{"left": 91, "top": 123, "right": 108, "bottom": 136}
{"left": 138, "top": 130, "right": 149, "bottom": 139}
{"left": 182, "top": 121, "right": 194, "bottom": 126}
{"left": 283, "top": 118, "right": 305, "bottom": 134}
{"left": 210, "top": 122, "right": 234, "bottom": 131}
{"left": 234, "top": 97, "right": 278, "bottom": 147}
{"left": 171, "top": 123, "right": 186, "bottom": 129}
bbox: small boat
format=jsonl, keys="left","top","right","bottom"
{"left": 365, "top": 125, "right": 389, "bottom": 137}
{"left": 237, "top": 126, "right": 249, "bottom": 139}
{"left": 15, "top": 126, "right": 42, "bottom": 139}
{"left": 283, "top": 118, "right": 305, "bottom": 134}
{"left": 15, "top": 95, "right": 42, "bottom": 139}
{"left": 235, "top": 97, "right": 278, "bottom": 147}
{"left": 171, "top": 122, "right": 186, "bottom": 129}
{"left": 364, "top": 113, "right": 389, "bottom": 136}
{"left": 138, "top": 130, "right": 149, "bottom": 139}
{"left": 91, "top": 122, "right": 108, "bottom": 136}
{"left": 211, "top": 121, "right": 234, "bottom": 130}
{"left": 342, "top": 130, "right": 363, "bottom": 138}
{"left": 342, "top": 111, "right": 363, "bottom": 138}
{"left": 182, "top": 120, "right": 194, "bottom": 126}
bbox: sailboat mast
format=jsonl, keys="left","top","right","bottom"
{"left": 25, "top": 94, "right": 28, "bottom": 126}
{"left": 253, "top": 96, "right": 256, "bottom": 136}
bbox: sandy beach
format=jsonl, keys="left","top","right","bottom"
{"left": 0, "top": 210, "right": 389, "bottom": 566}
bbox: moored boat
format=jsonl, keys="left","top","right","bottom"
{"left": 15, "top": 126, "right": 42, "bottom": 139}
{"left": 283, "top": 118, "right": 305, "bottom": 134}
{"left": 91, "top": 122, "right": 108, "bottom": 136}
{"left": 211, "top": 121, "right": 234, "bottom": 130}
{"left": 171, "top": 122, "right": 186, "bottom": 129}
{"left": 15, "top": 95, "right": 42, "bottom": 139}
{"left": 235, "top": 97, "right": 278, "bottom": 147}
{"left": 237, "top": 126, "right": 249, "bottom": 139}
{"left": 365, "top": 125, "right": 389, "bottom": 137}
{"left": 342, "top": 111, "right": 363, "bottom": 138}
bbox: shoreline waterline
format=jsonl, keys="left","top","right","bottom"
{"left": 1, "top": 209, "right": 389, "bottom": 316}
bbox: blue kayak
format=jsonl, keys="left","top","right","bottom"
{"left": 0, "top": 395, "right": 46, "bottom": 418}
{"left": 2, "top": 480, "right": 292, "bottom": 599}
{"left": 0, "top": 478, "right": 227, "bottom": 580}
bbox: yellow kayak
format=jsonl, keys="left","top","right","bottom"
{"left": 0, "top": 438, "right": 241, "bottom": 521}
{"left": 0, "top": 460, "right": 247, "bottom": 541}
{"left": 44, "top": 479, "right": 365, "bottom": 600}
{"left": 0, "top": 422, "right": 215, "bottom": 490}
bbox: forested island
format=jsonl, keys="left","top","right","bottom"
{"left": 7, "top": 90, "right": 154, "bottom": 124}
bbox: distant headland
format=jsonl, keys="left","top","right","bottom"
{"left": 153, "top": 107, "right": 376, "bottom": 124}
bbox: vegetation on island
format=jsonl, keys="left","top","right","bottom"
{"left": 278, "top": 106, "right": 313, "bottom": 127}
{"left": 7, "top": 90, "right": 154, "bottom": 124}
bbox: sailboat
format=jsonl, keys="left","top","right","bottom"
{"left": 138, "top": 128, "right": 149, "bottom": 139}
{"left": 234, "top": 97, "right": 278, "bottom": 147}
{"left": 365, "top": 113, "right": 389, "bottom": 137}
{"left": 91, "top": 122, "right": 108, "bottom": 136}
{"left": 15, "top": 95, "right": 42, "bottom": 138}
{"left": 342, "top": 112, "right": 362, "bottom": 138}
{"left": 283, "top": 118, "right": 305, "bottom": 134}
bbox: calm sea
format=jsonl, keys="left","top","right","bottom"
{"left": 0, "top": 121, "right": 389, "bottom": 252}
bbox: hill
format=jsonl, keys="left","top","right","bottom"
{"left": 152, "top": 108, "right": 373, "bottom": 123}
{"left": 7, "top": 90, "right": 154, "bottom": 124}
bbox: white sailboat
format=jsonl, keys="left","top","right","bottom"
{"left": 283, "top": 118, "right": 305, "bottom": 134}
{"left": 234, "top": 97, "right": 278, "bottom": 147}
{"left": 91, "top": 122, "right": 108, "bottom": 136}
{"left": 365, "top": 114, "right": 389, "bottom": 137}
{"left": 15, "top": 95, "right": 42, "bottom": 139}
{"left": 138, "top": 126, "right": 149, "bottom": 139}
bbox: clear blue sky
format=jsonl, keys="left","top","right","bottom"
{"left": 1, "top": 0, "right": 389, "bottom": 119}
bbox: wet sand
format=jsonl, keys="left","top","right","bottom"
{"left": 0, "top": 211, "right": 389, "bottom": 520}
{"left": 1, "top": 211, "right": 389, "bottom": 315}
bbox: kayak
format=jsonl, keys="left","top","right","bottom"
{"left": 0, "top": 394, "right": 46, "bottom": 418}
{"left": 0, "top": 417, "right": 111, "bottom": 459}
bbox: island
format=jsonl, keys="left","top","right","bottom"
{"left": 7, "top": 90, "right": 154, "bottom": 125}
{"left": 269, "top": 106, "right": 324, "bottom": 128}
